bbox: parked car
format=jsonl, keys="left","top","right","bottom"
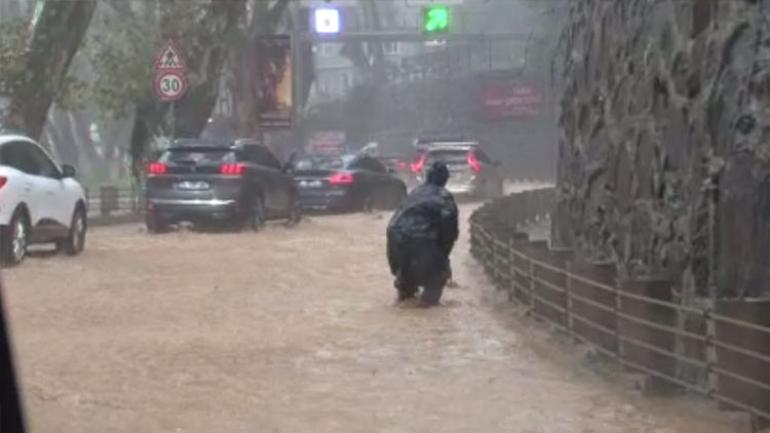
{"left": 293, "top": 154, "right": 407, "bottom": 212}
{"left": 144, "top": 139, "right": 300, "bottom": 232}
{"left": 410, "top": 141, "right": 504, "bottom": 199}
{"left": 0, "top": 130, "right": 87, "bottom": 265}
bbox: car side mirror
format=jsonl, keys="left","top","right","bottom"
{"left": 61, "top": 164, "right": 76, "bottom": 178}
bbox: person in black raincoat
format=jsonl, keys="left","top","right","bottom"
{"left": 386, "top": 161, "right": 459, "bottom": 307}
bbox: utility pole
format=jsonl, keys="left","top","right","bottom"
{"left": 291, "top": 2, "right": 307, "bottom": 153}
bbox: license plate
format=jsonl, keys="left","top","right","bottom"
{"left": 176, "top": 181, "right": 210, "bottom": 191}
{"left": 299, "top": 179, "right": 323, "bottom": 188}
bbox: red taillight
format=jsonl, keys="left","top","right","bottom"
{"left": 220, "top": 163, "right": 245, "bottom": 176}
{"left": 329, "top": 172, "right": 354, "bottom": 185}
{"left": 468, "top": 151, "right": 482, "bottom": 173}
{"left": 0, "top": 176, "right": 6, "bottom": 189}
{"left": 397, "top": 161, "right": 407, "bottom": 171}
{"left": 148, "top": 162, "right": 167, "bottom": 175}
{"left": 410, "top": 153, "right": 427, "bottom": 174}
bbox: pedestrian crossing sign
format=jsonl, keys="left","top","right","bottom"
{"left": 154, "top": 40, "right": 187, "bottom": 71}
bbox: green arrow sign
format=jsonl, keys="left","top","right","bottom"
{"left": 423, "top": 5, "right": 450, "bottom": 34}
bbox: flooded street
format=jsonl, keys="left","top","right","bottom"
{"left": 2, "top": 206, "right": 742, "bottom": 433}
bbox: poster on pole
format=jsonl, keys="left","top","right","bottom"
{"left": 257, "top": 35, "right": 293, "bottom": 129}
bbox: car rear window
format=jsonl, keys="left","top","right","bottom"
{"left": 294, "top": 155, "right": 354, "bottom": 170}
{"left": 160, "top": 147, "right": 236, "bottom": 165}
{"left": 427, "top": 149, "right": 468, "bottom": 165}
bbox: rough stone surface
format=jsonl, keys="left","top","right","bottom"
{"left": 555, "top": 0, "right": 770, "bottom": 298}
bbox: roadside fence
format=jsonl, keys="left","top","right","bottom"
{"left": 470, "top": 188, "right": 770, "bottom": 429}
{"left": 83, "top": 186, "right": 143, "bottom": 219}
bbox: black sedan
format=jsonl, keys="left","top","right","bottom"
{"left": 292, "top": 154, "right": 407, "bottom": 212}
{"left": 145, "top": 139, "right": 300, "bottom": 232}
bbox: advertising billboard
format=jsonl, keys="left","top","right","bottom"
{"left": 480, "top": 79, "right": 543, "bottom": 120}
{"left": 307, "top": 131, "right": 346, "bottom": 155}
{"left": 257, "top": 35, "right": 293, "bottom": 129}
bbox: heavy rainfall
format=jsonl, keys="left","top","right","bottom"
{"left": 0, "top": 0, "right": 766, "bottom": 432}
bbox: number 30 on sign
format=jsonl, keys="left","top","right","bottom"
{"left": 154, "top": 71, "right": 188, "bottom": 102}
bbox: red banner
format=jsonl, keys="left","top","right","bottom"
{"left": 481, "top": 80, "right": 543, "bottom": 120}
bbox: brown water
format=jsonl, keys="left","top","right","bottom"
{"left": 2, "top": 203, "right": 746, "bottom": 432}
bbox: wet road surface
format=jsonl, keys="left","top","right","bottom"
{"left": 2, "top": 205, "right": 746, "bottom": 433}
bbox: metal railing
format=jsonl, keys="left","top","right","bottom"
{"left": 470, "top": 189, "right": 770, "bottom": 427}
{"left": 83, "top": 186, "right": 143, "bottom": 218}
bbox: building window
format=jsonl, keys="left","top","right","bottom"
{"left": 383, "top": 41, "right": 401, "bottom": 55}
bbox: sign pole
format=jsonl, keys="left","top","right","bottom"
{"left": 170, "top": 101, "right": 176, "bottom": 138}
{"left": 153, "top": 38, "right": 189, "bottom": 132}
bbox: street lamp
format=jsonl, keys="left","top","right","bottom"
{"left": 314, "top": 7, "right": 341, "bottom": 34}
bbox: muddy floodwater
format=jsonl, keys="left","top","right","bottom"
{"left": 2, "top": 203, "right": 746, "bottom": 433}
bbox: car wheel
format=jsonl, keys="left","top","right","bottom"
{"left": 146, "top": 213, "right": 169, "bottom": 234}
{"left": 1, "top": 210, "right": 29, "bottom": 266}
{"left": 244, "top": 196, "right": 266, "bottom": 231}
{"left": 57, "top": 207, "right": 87, "bottom": 255}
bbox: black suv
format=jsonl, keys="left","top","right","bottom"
{"left": 144, "top": 139, "right": 299, "bottom": 232}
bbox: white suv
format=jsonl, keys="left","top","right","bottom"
{"left": 0, "top": 131, "right": 87, "bottom": 265}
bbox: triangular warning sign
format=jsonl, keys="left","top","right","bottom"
{"left": 154, "top": 40, "right": 187, "bottom": 71}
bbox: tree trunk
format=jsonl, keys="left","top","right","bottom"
{"left": 68, "top": 111, "right": 99, "bottom": 179}
{"left": 5, "top": 0, "right": 98, "bottom": 139}
{"left": 46, "top": 107, "right": 79, "bottom": 166}
{"left": 128, "top": 0, "right": 245, "bottom": 180}
{"left": 231, "top": 48, "right": 261, "bottom": 138}
{"left": 172, "top": 0, "right": 245, "bottom": 137}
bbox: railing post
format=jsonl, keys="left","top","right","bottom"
{"left": 528, "top": 258, "right": 536, "bottom": 312}
{"left": 131, "top": 185, "right": 140, "bottom": 213}
{"left": 100, "top": 186, "right": 118, "bottom": 217}
{"left": 507, "top": 238, "right": 515, "bottom": 302}
{"left": 502, "top": 237, "right": 512, "bottom": 292}
{"left": 565, "top": 261, "right": 574, "bottom": 335}
{"left": 617, "top": 278, "right": 677, "bottom": 394}
{"left": 614, "top": 278, "right": 623, "bottom": 367}
{"left": 704, "top": 300, "right": 717, "bottom": 400}
{"left": 493, "top": 238, "right": 502, "bottom": 289}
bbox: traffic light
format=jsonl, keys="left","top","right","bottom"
{"left": 422, "top": 5, "right": 450, "bottom": 34}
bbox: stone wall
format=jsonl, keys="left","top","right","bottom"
{"left": 554, "top": 0, "right": 770, "bottom": 298}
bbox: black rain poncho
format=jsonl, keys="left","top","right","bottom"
{"left": 386, "top": 182, "right": 459, "bottom": 289}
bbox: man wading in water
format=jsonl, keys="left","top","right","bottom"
{"left": 386, "top": 162, "right": 459, "bottom": 307}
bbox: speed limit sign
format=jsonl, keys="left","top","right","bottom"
{"left": 154, "top": 71, "right": 188, "bottom": 102}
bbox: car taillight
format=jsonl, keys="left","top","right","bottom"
{"left": 397, "top": 161, "right": 407, "bottom": 171}
{"left": 220, "top": 163, "right": 245, "bottom": 175}
{"left": 0, "top": 176, "right": 6, "bottom": 189}
{"left": 148, "top": 162, "right": 167, "bottom": 175}
{"left": 410, "top": 153, "right": 427, "bottom": 174}
{"left": 329, "top": 172, "right": 354, "bottom": 185}
{"left": 468, "top": 151, "right": 482, "bottom": 173}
